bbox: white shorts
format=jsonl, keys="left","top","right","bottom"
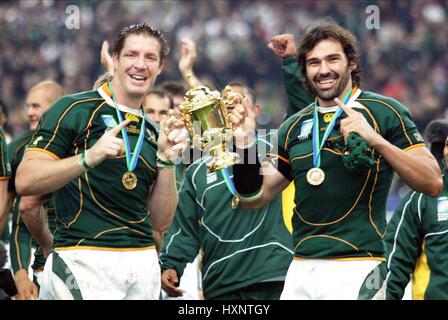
{"left": 34, "top": 270, "right": 44, "bottom": 287}
{"left": 39, "top": 248, "right": 160, "bottom": 300}
{"left": 280, "top": 259, "right": 386, "bottom": 300}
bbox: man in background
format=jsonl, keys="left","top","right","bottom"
{"left": 8, "top": 80, "right": 63, "bottom": 300}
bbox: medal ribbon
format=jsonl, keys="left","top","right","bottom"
{"left": 108, "top": 83, "right": 146, "bottom": 173}
{"left": 312, "top": 88, "right": 354, "bottom": 168}
{"left": 221, "top": 168, "right": 237, "bottom": 196}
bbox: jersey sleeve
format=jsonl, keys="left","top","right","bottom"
{"left": 9, "top": 204, "right": 33, "bottom": 274}
{"left": 160, "top": 168, "right": 201, "bottom": 278}
{"left": 265, "top": 120, "right": 293, "bottom": 181}
{"left": 385, "top": 191, "right": 424, "bottom": 300}
{"left": 0, "top": 128, "right": 11, "bottom": 179}
{"left": 380, "top": 98, "right": 425, "bottom": 151}
{"left": 282, "top": 57, "right": 314, "bottom": 119}
{"left": 25, "top": 97, "right": 82, "bottom": 159}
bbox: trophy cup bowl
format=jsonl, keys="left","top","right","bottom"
{"left": 166, "top": 84, "right": 241, "bottom": 172}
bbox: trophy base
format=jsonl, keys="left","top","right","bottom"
{"left": 207, "top": 152, "right": 241, "bottom": 172}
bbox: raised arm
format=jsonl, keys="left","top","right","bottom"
{"left": 178, "top": 38, "right": 202, "bottom": 88}
{"left": 268, "top": 34, "right": 314, "bottom": 118}
{"left": 100, "top": 40, "right": 114, "bottom": 74}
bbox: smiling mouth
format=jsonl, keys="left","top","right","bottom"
{"left": 129, "top": 74, "right": 148, "bottom": 83}
{"left": 315, "top": 77, "right": 338, "bottom": 90}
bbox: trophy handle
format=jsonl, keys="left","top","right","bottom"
{"left": 185, "top": 73, "right": 201, "bottom": 89}
{"left": 221, "top": 86, "right": 244, "bottom": 129}
{"left": 164, "top": 111, "right": 197, "bottom": 149}
{"left": 163, "top": 110, "right": 178, "bottom": 136}
{"left": 183, "top": 114, "right": 198, "bottom": 149}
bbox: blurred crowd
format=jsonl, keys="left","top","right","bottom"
{"left": 0, "top": 0, "right": 447, "bottom": 139}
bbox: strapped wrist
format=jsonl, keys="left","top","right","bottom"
{"left": 156, "top": 151, "right": 175, "bottom": 169}
{"left": 79, "top": 151, "right": 94, "bottom": 171}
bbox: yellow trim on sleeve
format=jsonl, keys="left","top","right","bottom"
{"left": 25, "top": 147, "right": 61, "bottom": 160}
{"left": 266, "top": 152, "right": 290, "bottom": 164}
{"left": 44, "top": 98, "right": 103, "bottom": 150}
{"left": 0, "top": 176, "right": 10, "bottom": 180}
{"left": 357, "top": 98, "right": 413, "bottom": 145}
{"left": 403, "top": 143, "right": 426, "bottom": 152}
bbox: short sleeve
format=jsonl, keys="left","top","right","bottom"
{"left": 264, "top": 120, "right": 293, "bottom": 181}
{"left": 25, "top": 97, "right": 82, "bottom": 159}
{"left": 381, "top": 98, "right": 425, "bottom": 150}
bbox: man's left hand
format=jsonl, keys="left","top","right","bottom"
{"left": 158, "top": 112, "right": 189, "bottom": 163}
{"left": 335, "top": 98, "right": 383, "bottom": 148}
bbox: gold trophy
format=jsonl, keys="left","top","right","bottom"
{"left": 165, "top": 76, "right": 241, "bottom": 172}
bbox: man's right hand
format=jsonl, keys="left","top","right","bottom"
{"left": 267, "top": 34, "right": 297, "bottom": 58}
{"left": 161, "top": 269, "right": 183, "bottom": 297}
{"left": 84, "top": 119, "right": 130, "bottom": 168}
{"left": 178, "top": 38, "right": 197, "bottom": 76}
{"left": 14, "top": 269, "right": 38, "bottom": 300}
{"left": 228, "top": 97, "right": 257, "bottom": 149}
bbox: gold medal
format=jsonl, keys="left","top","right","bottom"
{"left": 122, "top": 172, "right": 138, "bottom": 190}
{"left": 306, "top": 167, "right": 325, "bottom": 186}
{"left": 231, "top": 196, "right": 240, "bottom": 209}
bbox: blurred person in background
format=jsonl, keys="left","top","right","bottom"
{"left": 0, "top": 100, "right": 12, "bottom": 254}
{"left": 386, "top": 119, "right": 448, "bottom": 300}
{"left": 8, "top": 80, "right": 63, "bottom": 300}
{"left": 143, "top": 89, "right": 173, "bottom": 125}
{"left": 0, "top": 241, "right": 17, "bottom": 300}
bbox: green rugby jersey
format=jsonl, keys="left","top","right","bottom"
{"left": 9, "top": 131, "right": 34, "bottom": 273}
{"left": 26, "top": 83, "right": 159, "bottom": 250}
{"left": 272, "top": 89, "right": 425, "bottom": 260}
{"left": 8, "top": 131, "right": 56, "bottom": 272}
{"left": 160, "top": 136, "right": 294, "bottom": 299}
{"left": 385, "top": 166, "right": 448, "bottom": 300}
{"left": 0, "top": 127, "right": 11, "bottom": 243}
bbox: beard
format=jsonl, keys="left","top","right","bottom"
{"left": 306, "top": 68, "right": 351, "bottom": 102}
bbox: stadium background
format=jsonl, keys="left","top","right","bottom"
{"left": 0, "top": 0, "right": 447, "bottom": 210}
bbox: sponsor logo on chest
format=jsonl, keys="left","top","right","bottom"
{"left": 437, "top": 196, "right": 448, "bottom": 221}
{"left": 297, "top": 119, "right": 313, "bottom": 141}
{"left": 207, "top": 172, "right": 217, "bottom": 184}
